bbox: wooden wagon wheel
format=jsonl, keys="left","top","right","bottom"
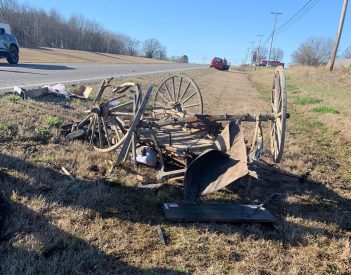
{"left": 270, "top": 66, "right": 287, "bottom": 163}
{"left": 152, "top": 75, "right": 203, "bottom": 118}
{"left": 92, "top": 83, "right": 142, "bottom": 153}
{"left": 69, "top": 110, "right": 128, "bottom": 153}
{"left": 68, "top": 83, "right": 141, "bottom": 153}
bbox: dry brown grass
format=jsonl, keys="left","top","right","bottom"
{"left": 0, "top": 67, "right": 350, "bottom": 274}
{"left": 16, "top": 47, "right": 174, "bottom": 64}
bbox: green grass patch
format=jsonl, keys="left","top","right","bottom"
{"left": 35, "top": 128, "right": 51, "bottom": 138}
{"left": 311, "top": 106, "right": 340, "bottom": 114}
{"left": 0, "top": 121, "right": 8, "bottom": 131}
{"left": 44, "top": 116, "right": 63, "bottom": 128}
{"left": 6, "top": 94, "right": 21, "bottom": 103}
{"left": 294, "top": 96, "right": 322, "bottom": 105}
{"left": 292, "top": 119, "right": 324, "bottom": 131}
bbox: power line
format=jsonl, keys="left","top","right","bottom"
{"left": 261, "top": 0, "right": 319, "bottom": 49}
{"left": 262, "top": 32, "right": 273, "bottom": 48}
{"left": 276, "top": 0, "right": 315, "bottom": 31}
{"left": 276, "top": 0, "right": 320, "bottom": 34}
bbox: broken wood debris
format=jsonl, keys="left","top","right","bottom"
{"left": 156, "top": 225, "right": 167, "bottom": 245}
{"left": 61, "top": 167, "right": 75, "bottom": 181}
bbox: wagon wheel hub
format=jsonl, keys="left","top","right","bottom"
{"left": 171, "top": 101, "right": 183, "bottom": 112}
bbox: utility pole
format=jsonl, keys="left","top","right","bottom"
{"left": 250, "top": 41, "right": 255, "bottom": 66}
{"left": 256, "top": 34, "right": 263, "bottom": 69}
{"left": 326, "top": 0, "right": 348, "bottom": 71}
{"left": 267, "top": 11, "right": 282, "bottom": 67}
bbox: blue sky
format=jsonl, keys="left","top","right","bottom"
{"left": 19, "top": 0, "right": 351, "bottom": 64}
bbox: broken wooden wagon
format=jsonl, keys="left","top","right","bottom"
{"left": 66, "top": 67, "right": 288, "bottom": 222}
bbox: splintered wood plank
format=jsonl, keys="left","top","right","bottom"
{"left": 163, "top": 202, "right": 277, "bottom": 223}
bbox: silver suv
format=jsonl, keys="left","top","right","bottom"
{"left": 0, "top": 23, "right": 19, "bottom": 64}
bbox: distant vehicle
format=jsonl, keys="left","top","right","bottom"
{"left": 258, "top": 60, "right": 284, "bottom": 68}
{"left": 0, "top": 23, "right": 19, "bottom": 64}
{"left": 210, "top": 57, "right": 230, "bottom": 71}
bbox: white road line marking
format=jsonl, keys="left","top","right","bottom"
{"left": 0, "top": 66, "right": 206, "bottom": 91}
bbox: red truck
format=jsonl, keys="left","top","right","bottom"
{"left": 210, "top": 57, "right": 230, "bottom": 71}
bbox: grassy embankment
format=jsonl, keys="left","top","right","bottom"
{"left": 0, "top": 67, "right": 350, "bottom": 274}
{"left": 6, "top": 47, "right": 175, "bottom": 64}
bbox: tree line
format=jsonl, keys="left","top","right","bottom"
{"left": 291, "top": 36, "right": 351, "bottom": 66}
{"left": 253, "top": 37, "right": 351, "bottom": 66}
{"left": 0, "top": 0, "right": 188, "bottom": 62}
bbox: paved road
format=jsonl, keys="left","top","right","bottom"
{"left": 0, "top": 63, "right": 207, "bottom": 93}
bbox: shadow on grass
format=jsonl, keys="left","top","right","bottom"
{"left": 0, "top": 152, "right": 350, "bottom": 272}
{"left": 0, "top": 153, "right": 183, "bottom": 274}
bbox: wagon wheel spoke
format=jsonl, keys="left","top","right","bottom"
{"left": 97, "top": 117, "right": 103, "bottom": 148}
{"left": 275, "top": 122, "right": 281, "bottom": 148}
{"left": 108, "top": 100, "right": 134, "bottom": 112}
{"left": 181, "top": 91, "right": 197, "bottom": 105}
{"left": 164, "top": 82, "right": 174, "bottom": 102}
{"left": 178, "top": 82, "right": 191, "bottom": 102}
{"left": 172, "top": 76, "right": 176, "bottom": 102}
{"left": 77, "top": 113, "right": 94, "bottom": 128}
{"left": 101, "top": 117, "right": 111, "bottom": 147}
{"left": 175, "top": 76, "right": 183, "bottom": 102}
{"left": 111, "top": 125, "right": 121, "bottom": 141}
{"left": 89, "top": 115, "right": 97, "bottom": 146}
{"left": 276, "top": 117, "right": 283, "bottom": 132}
{"left": 183, "top": 103, "right": 201, "bottom": 109}
{"left": 273, "top": 136, "right": 279, "bottom": 158}
{"left": 155, "top": 91, "right": 172, "bottom": 107}
{"left": 84, "top": 116, "right": 94, "bottom": 140}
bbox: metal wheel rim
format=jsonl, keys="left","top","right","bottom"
{"left": 270, "top": 66, "right": 287, "bottom": 163}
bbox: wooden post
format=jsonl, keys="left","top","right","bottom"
{"left": 326, "top": 0, "right": 348, "bottom": 71}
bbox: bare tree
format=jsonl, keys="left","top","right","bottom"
{"left": 143, "top": 38, "right": 161, "bottom": 58}
{"left": 125, "top": 36, "right": 140, "bottom": 56}
{"left": 156, "top": 45, "right": 167, "bottom": 60}
{"left": 0, "top": 0, "right": 17, "bottom": 21}
{"left": 252, "top": 47, "right": 268, "bottom": 63}
{"left": 292, "top": 37, "right": 334, "bottom": 66}
{"left": 179, "top": 55, "right": 188, "bottom": 63}
{"left": 271, "top": 48, "right": 284, "bottom": 61}
{"left": 343, "top": 46, "right": 351, "bottom": 58}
